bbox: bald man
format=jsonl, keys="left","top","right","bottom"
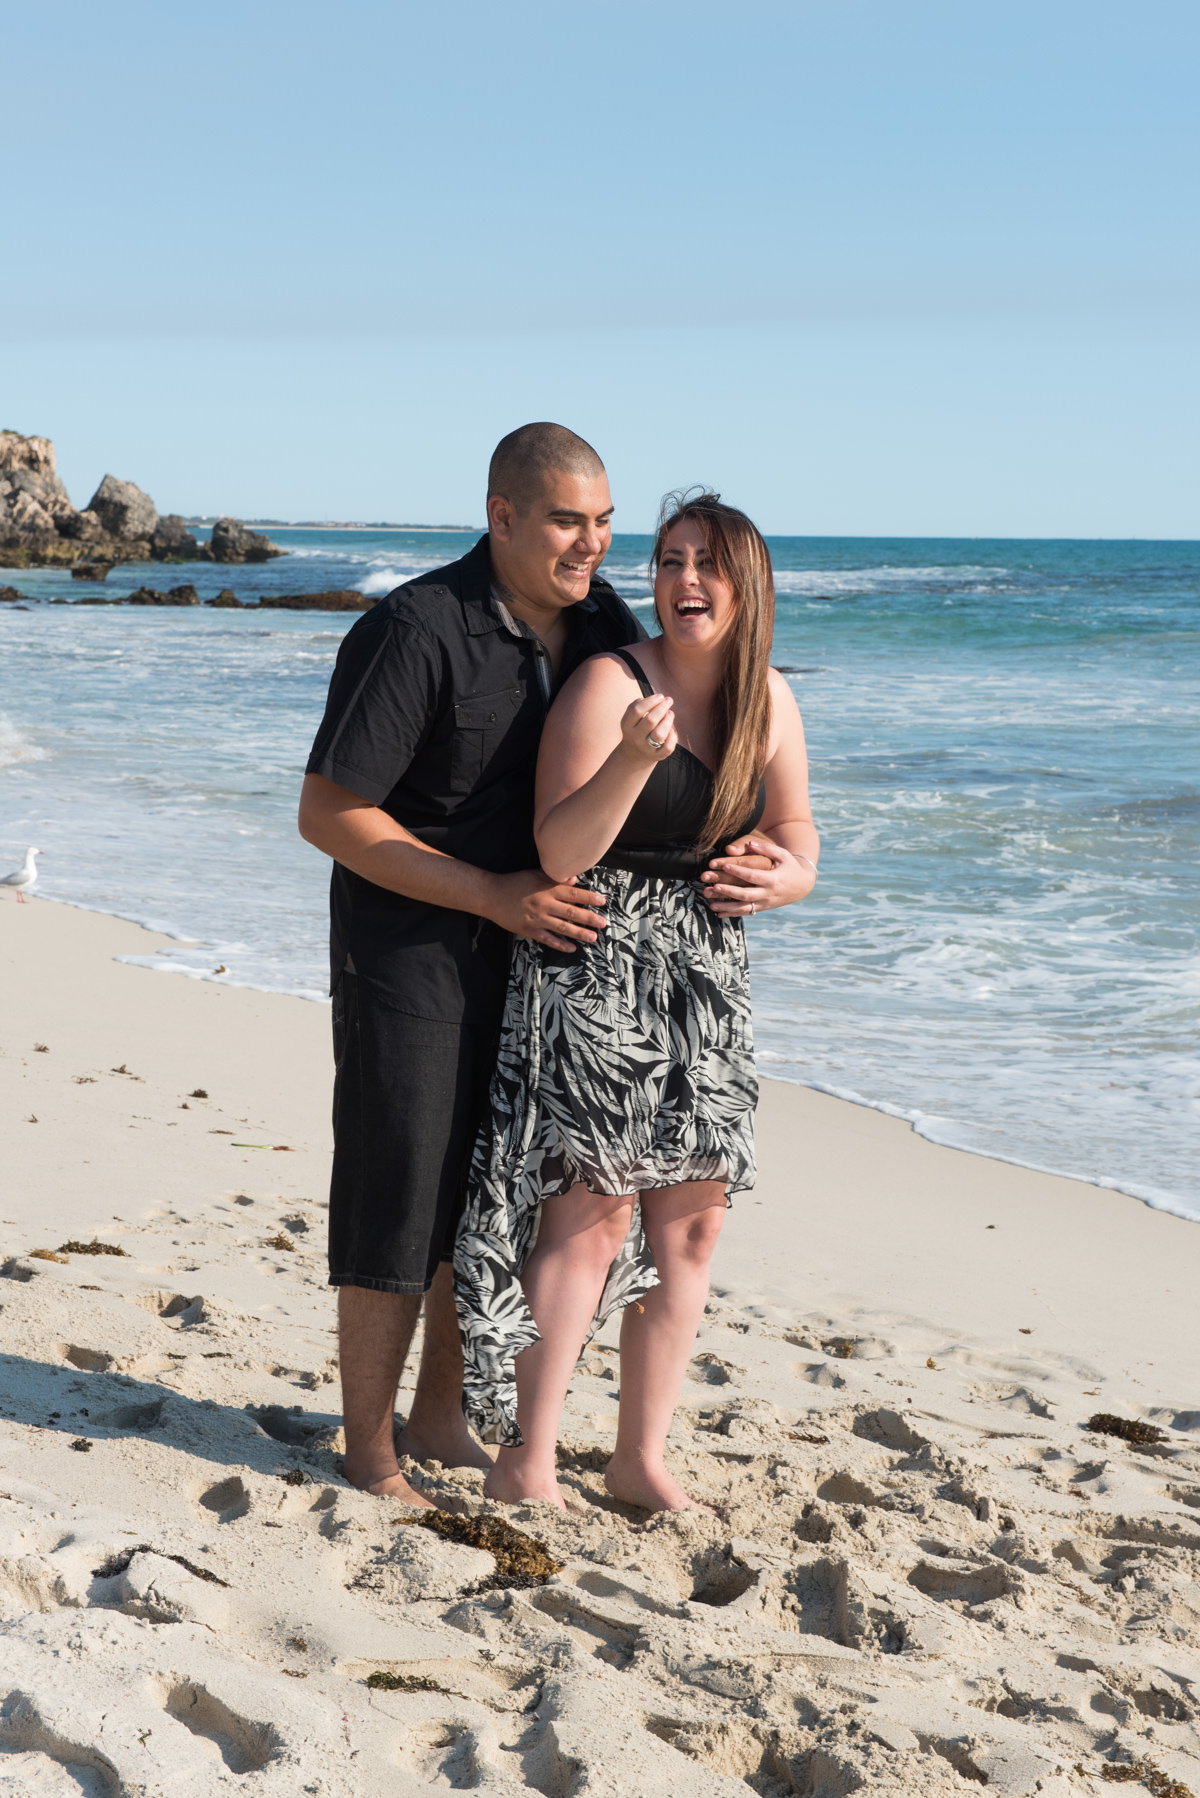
{"left": 299, "top": 424, "right": 644, "bottom": 1504}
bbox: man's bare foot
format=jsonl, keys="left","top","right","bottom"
{"left": 483, "top": 1454, "right": 567, "bottom": 1511}
{"left": 603, "top": 1458, "right": 714, "bottom": 1514}
{"left": 396, "top": 1420, "right": 493, "bottom": 1473}
{"left": 344, "top": 1460, "right": 436, "bottom": 1508}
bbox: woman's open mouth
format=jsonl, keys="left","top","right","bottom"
{"left": 675, "top": 597, "right": 711, "bottom": 617}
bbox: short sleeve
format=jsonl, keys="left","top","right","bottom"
{"left": 305, "top": 611, "right": 443, "bottom": 804}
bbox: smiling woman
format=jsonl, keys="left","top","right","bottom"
{"left": 453, "top": 491, "right": 821, "bottom": 1516}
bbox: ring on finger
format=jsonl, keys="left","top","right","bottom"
{"left": 647, "top": 734, "right": 663, "bottom": 749}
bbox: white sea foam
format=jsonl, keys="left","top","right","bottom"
{"left": 0, "top": 714, "right": 48, "bottom": 772}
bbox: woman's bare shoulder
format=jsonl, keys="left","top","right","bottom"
{"left": 556, "top": 646, "right": 651, "bottom": 706}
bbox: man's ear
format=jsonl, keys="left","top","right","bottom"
{"left": 488, "top": 494, "right": 515, "bottom": 541}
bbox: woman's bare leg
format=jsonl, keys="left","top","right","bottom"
{"left": 485, "top": 1184, "right": 633, "bottom": 1510}
{"left": 605, "top": 1180, "right": 726, "bottom": 1512}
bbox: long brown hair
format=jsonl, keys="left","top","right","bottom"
{"left": 650, "top": 489, "right": 775, "bottom": 852}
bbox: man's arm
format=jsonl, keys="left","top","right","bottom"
{"left": 298, "top": 773, "right": 606, "bottom": 953}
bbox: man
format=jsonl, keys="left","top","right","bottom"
{"left": 299, "top": 423, "right": 644, "bottom": 1505}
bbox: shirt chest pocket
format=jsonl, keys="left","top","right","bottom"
{"left": 449, "top": 686, "right": 525, "bottom": 794}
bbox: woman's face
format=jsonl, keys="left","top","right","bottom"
{"left": 654, "top": 517, "right": 737, "bottom": 651}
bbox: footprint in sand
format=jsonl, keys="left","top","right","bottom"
{"left": 687, "top": 1352, "right": 739, "bottom": 1386}
{"left": 160, "top": 1681, "right": 275, "bottom": 1776}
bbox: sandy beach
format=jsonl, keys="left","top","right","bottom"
{"left": 2, "top": 896, "right": 1198, "bottom": 1798}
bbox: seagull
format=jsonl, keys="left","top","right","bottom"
{"left": 1, "top": 847, "right": 43, "bottom": 903}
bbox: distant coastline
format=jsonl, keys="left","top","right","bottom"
{"left": 185, "top": 520, "right": 483, "bottom": 533}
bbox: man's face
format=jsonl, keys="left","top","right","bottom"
{"left": 488, "top": 470, "right": 614, "bottom": 611}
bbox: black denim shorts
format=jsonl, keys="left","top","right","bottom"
{"left": 328, "top": 973, "right": 501, "bottom": 1294}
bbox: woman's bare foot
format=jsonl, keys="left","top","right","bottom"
{"left": 603, "top": 1457, "right": 714, "bottom": 1514}
{"left": 395, "top": 1418, "right": 493, "bottom": 1473}
{"left": 483, "top": 1450, "right": 567, "bottom": 1511}
{"left": 344, "top": 1459, "right": 437, "bottom": 1508}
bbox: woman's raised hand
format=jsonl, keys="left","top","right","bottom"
{"left": 701, "top": 833, "right": 816, "bottom": 916}
{"left": 619, "top": 692, "right": 678, "bottom": 765}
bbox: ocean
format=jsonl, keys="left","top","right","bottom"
{"left": 2, "top": 532, "right": 1197, "bottom": 1219}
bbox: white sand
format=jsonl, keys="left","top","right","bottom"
{"left": 2, "top": 896, "right": 1198, "bottom": 1797}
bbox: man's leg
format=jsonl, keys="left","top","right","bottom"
{"left": 338, "top": 1285, "right": 433, "bottom": 1503}
{"left": 328, "top": 975, "right": 492, "bottom": 1495}
{"left": 396, "top": 1261, "right": 491, "bottom": 1470}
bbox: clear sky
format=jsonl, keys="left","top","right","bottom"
{"left": 5, "top": 0, "right": 1197, "bottom": 535}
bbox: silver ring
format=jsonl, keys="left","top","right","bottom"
{"left": 750, "top": 904, "right": 756, "bottom": 914}
{"left": 647, "top": 735, "right": 663, "bottom": 749}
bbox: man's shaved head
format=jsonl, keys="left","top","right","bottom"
{"left": 488, "top": 422, "right": 606, "bottom": 515}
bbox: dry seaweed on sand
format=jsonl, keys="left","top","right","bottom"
{"left": 266, "top": 1231, "right": 295, "bottom": 1251}
{"left": 823, "top": 1337, "right": 858, "bottom": 1359}
{"left": 406, "top": 1510, "right": 561, "bottom": 1587}
{"left": 58, "top": 1238, "right": 129, "bottom": 1257}
{"left": 92, "top": 1544, "right": 229, "bottom": 1587}
{"left": 1099, "top": 1758, "right": 1194, "bottom": 1795}
{"left": 365, "top": 1671, "right": 447, "bottom": 1693}
{"left": 30, "top": 1249, "right": 67, "bottom": 1263}
{"left": 1087, "top": 1411, "right": 1167, "bottom": 1447}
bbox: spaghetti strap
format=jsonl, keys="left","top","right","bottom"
{"left": 612, "top": 647, "right": 654, "bottom": 697}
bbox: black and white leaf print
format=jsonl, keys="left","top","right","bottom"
{"left": 453, "top": 865, "right": 757, "bottom": 1447}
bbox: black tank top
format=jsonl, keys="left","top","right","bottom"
{"left": 598, "top": 649, "right": 766, "bottom": 880}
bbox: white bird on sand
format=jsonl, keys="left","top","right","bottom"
{"left": 1, "top": 846, "right": 43, "bottom": 903}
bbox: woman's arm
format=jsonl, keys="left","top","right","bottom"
{"left": 701, "top": 670, "right": 820, "bottom": 917}
{"left": 534, "top": 655, "right": 678, "bottom": 883}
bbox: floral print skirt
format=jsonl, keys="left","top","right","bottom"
{"left": 453, "top": 864, "right": 757, "bottom": 1446}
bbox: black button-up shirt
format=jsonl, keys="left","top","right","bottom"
{"left": 305, "top": 534, "right": 645, "bottom": 1022}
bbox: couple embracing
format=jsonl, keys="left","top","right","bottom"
{"left": 299, "top": 423, "right": 819, "bottom": 1515}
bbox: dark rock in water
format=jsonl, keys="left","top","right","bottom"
{"left": 0, "top": 584, "right": 27, "bottom": 602}
{"left": 86, "top": 474, "right": 158, "bottom": 543}
{"left": 207, "top": 588, "right": 244, "bottom": 608}
{"left": 203, "top": 517, "right": 284, "bottom": 563}
{"left": 71, "top": 562, "right": 114, "bottom": 581}
{"left": 150, "top": 514, "right": 201, "bottom": 561}
{"left": 73, "top": 595, "right": 116, "bottom": 605}
{"left": 124, "top": 584, "right": 201, "bottom": 606}
{"left": 257, "top": 589, "right": 371, "bottom": 611}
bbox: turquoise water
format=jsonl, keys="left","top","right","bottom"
{"left": 1, "top": 531, "right": 1197, "bottom": 1216}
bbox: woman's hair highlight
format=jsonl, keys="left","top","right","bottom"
{"left": 650, "top": 489, "right": 775, "bottom": 852}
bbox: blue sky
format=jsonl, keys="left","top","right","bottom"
{"left": 5, "top": 0, "right": 1197, "bottom": 535}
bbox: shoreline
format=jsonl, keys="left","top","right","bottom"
{"left": 3, "top": 893, "right": 1199, "bottom": 1793}
{"left": 25, "top": 887, "right": 1198, "bottom": 1229}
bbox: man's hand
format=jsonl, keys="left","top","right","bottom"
{"left": 700, "top": 834, "right": 815, "bottom": 917}
{"left": 485, "top": 870, "right": 607, "bottom": 953}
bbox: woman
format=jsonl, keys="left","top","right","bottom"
{"left": 454, "top": 491, "right": 819, "bottom": 1511}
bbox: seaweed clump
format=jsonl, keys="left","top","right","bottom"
{"left": 410, "top": 1510, "right": 560, "bottom": 1587}
{"left": 365, "top": 1671, "right": 445, "bottom": 1692}
{"left": 30, "top": 1249, "right": 67, "bottom": 1264}
{"left": 823, "top": 1338, "right": 857, "bottom": 1359}
{"left": 92, "top": 1544, "right": 229, "bottom": 1586}
{"left": 1088, "top": 1412, "right": 1166, "bottom": 1448}
{"left": 1099, "top": 1757, "right": 1193, "bottom": 1795}
{"left": 59, "top": 1238, "right": 129, "bottom": 1257}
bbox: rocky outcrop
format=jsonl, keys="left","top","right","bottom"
{"left": 86, "top": 474, "right": 157, "bottom": 543}
{"left": 207, "top": 588, "right": 243, "bottom": 607}
{"left": 202, "top": 517, "right": 283, "bottom": 564}
{"left": 151, "top": 515, "right": 201, "bottom": 561}
{"left": 0, "top": 431, "right": 282, "bottom": 569}
{"left": 257, "top": 589, "right": 371, "bottom": 610}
